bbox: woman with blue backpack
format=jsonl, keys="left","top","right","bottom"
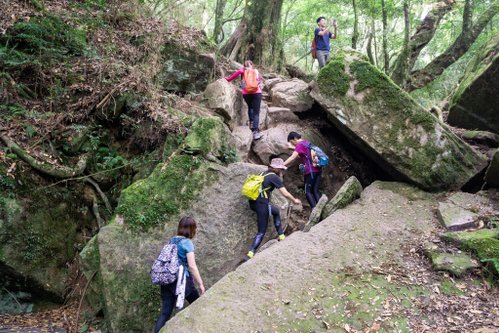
{"left": 283, "top": 131, "right": 326, "bottom": 209}
{"left": 153, "top": 216, "right": 205, "bottom": 333}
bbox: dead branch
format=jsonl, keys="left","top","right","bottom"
{"left": 0, "top": 132, "right": 90, "bottom": 178}
{"left": 85, "top": 177, "right": 112, "bottom": 213}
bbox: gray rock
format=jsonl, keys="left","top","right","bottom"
{"left": 203, "top": 79, "right": 243, "bottom": 129}
{"left": 321, "top": 176, "right": 363, "bottom": 220}
{"left": 267, "top": 107, "right": 300, "bottom": 126}
{"left": 251, "top": 124, "right": 299, "bottom": 164}
{"left": 437, "top": 202, "right": 478, "bottom": 231}
{"left": 448, "top": 34, "right": 499, "bottom": 134}
{"left": 436, "top": 192, "right": 495, "bottom": 231}
{"left": 158, "top": 48, "right": 216, "bottom": 94}
{"left": 485, "top": 148, "right": 499, "bottom": 188}
{"left": 303, "top": 194, "right": 329, "bottom": 232}
{"left": 425, "top": 246, "right": 480, "bottom": 277}
{"left": 311, "top": 51, "right": 488, "bottom": 191}
{"left": 162, "top": 182, "right": 438, "bottom": 333}
{"left": 231, "top": 126, "right": 253, "bottom": 161}
{"left": 269, "top": 79, "right": 314, "bottom": 112}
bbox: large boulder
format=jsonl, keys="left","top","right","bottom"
{"left": 161, "top": 182, "right": 439, "bottom": 333}
{"left": 203, "top": 79, "right": 243, "bottom": 129}
{"left": 0, "top": 192, "right": 80, "bottom": 299}
{"left": 269, "top": 78, "right": 314, "bottom": 112}
{"left": 184, "top": 116, "right": 237, "bottom": 162}
{"left": 311, "top": 51, "right": 487, "bottom": 191}
{"left": 448, "top": 34, "right": 499, "bottom": 134}
{"left": 80, "top": 161, "right": 294, "bottom": 332}
{"left": 158, "top": 36, "right": 216, "bottom": 94}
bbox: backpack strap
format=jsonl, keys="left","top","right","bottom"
{"left": 260, "top": 172, "right": 276, "bottom": 199}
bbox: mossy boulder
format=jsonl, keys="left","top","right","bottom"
{"left": 158, "top": 40, "right": 216, "bottom": 93}
{"left": 81, "top": 162, "right": 293, "bottom": 332}
{"left": 441, "top": 228, "right": 499, "bottom": 277}
{"left": 0, "top": 193, "right": 79, "bottom": 298}
{"left": 448, "top": 34, "right": 499, "bottom": 134}
{"left": 184, "top": 116, "right": 237, "bottom": 162}
{"left": 311, "top": 51, "right": 487, "bottom": 191}
{"left": 321, "top": 176, "right": 363, "bottom": 220}
{"left": 425, "top": 246, "right": 480, "bottom": 277}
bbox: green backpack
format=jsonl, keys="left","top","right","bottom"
{"left": 241, "top": 172, "right": 274, "bottom": 200}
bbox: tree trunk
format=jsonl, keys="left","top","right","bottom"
{"left": 409, "top": 0, "right": 498, "bottom": 90}
{"left": 391, "top": 0, "right": 455, "bottom": 86}
{"left": 213, "top": 0, "right": 228, "bottom": 44}
{"left": 381, "top": 0, "right": 389, "bottom": 72}
{"left": 221, "top": 0, "right": 284, "bottom": 69}
{"left": 352, "top": 0, "right": 359, "bottom": 49}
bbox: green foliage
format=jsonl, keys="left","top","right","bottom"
{"left": 116, "top": 154, "right": 215, "bottom": 231}
{"left": 1, "top": 15, "right": 86, "bottom": 67}
{"left": 0, "top": 104, "right": 28, "bottom": 120}
{"left": 220, "top": 145, "right": 238, "bottom": 164}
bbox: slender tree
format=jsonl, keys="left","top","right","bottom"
{"left": 381, "top": 0, "right": 389, "bottom": 72}
{"left": 352, "top": 0, "right": 360, "bottom": 49}
{"left": 213, "top": 0, "right": 228, "bottom": 44}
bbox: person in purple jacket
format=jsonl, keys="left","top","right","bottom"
{"left": 283, "top": 131, "right": 322, "bottom": 209}
{"left": 225, "top": 60, "right": 263, "bottom": 140}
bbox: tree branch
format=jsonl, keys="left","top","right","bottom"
{"left": 0, "top": 133, "right": 89, "bottom": 178}
{"left": 408, "top": 0, "right": 498, "bottom": 90}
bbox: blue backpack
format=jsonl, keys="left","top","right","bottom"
{"left": 308, "top": 143, "right": 329, "bottom": 168}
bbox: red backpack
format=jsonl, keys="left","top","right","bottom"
{"left": 311, "top": 38, "right": 317, "bottom": 59}
{"left": 243, "top": 68, "right": 259, "bottom": 93}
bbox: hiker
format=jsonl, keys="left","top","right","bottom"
{"left": 225, "top": 60, "right": 263, "bottom": 140}
{"left": 314, "top": 16, "right": 338, "bottom": 69}
{"left": 246, "top": 158, "right": 301, "bottom": 259}
{"left": 154, "top": 216, "right": 205, "bottom": 333}
{"left": 284, "top": 132, "right": 322, "bottom": 209}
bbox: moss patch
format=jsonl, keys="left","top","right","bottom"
{"left": 279, "top": 273, "right": 426, "bottom": 332}
{"left": 317, "top": 57, "right": 350, "bottom": 97}
{"left": 115, "top": 154, "right": 218, "bottom": 231}
{"left": 442, "top": 229, "right": 499, "bottom": 278}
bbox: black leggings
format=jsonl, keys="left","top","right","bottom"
{"left": 243, "top": 93, "right": 262, "bottom": 131}
{"left": 304, "top": 171, "right": 322, "bottom": 209}
{"left": 249, "top": 199, "right": 283, "bottom": 252}
{"left": 154, "top": 276, "right": 199, "bottom": 333}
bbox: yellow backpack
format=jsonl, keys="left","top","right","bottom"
{"left": 241, "top": 172, "right": 274, "bottom": 200}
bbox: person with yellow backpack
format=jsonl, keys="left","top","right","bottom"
{"left": 225, "top": 60, "right": 263, "bottom": 140}
{"left": 242, "top": 158, "right": 301, "bottom": 259}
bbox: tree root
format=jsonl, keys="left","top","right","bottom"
{"left": 0, "top": 132, "right": 89, "bottom": 178}
{"left": 85, "top": 177, "right": 112, "bottom": 214}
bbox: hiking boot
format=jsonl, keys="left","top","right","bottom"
{"left": 278, "top": 234, "right": 285, "bottom": 241}
{"left": 253, "top": 130, "right": 262, "bottom": 140}
{"left": 246, "top": 251, "right": 254, "bottom": 259}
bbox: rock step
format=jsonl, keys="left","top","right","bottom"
{"left": 266, "top": 106, "right": 299, "bottom": 125}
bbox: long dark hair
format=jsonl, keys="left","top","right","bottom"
{"left": 177, "top": 216, "right": 197, "bottom": 239}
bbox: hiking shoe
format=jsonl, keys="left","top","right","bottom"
{"left": 278, "top": 234, "right": 285, "bottom": 241}
{"left": 253, "top": 131, "right": 262, "bottom": 140}
{"left": 246, "top": 251, "right": 254, "bottom": 259}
